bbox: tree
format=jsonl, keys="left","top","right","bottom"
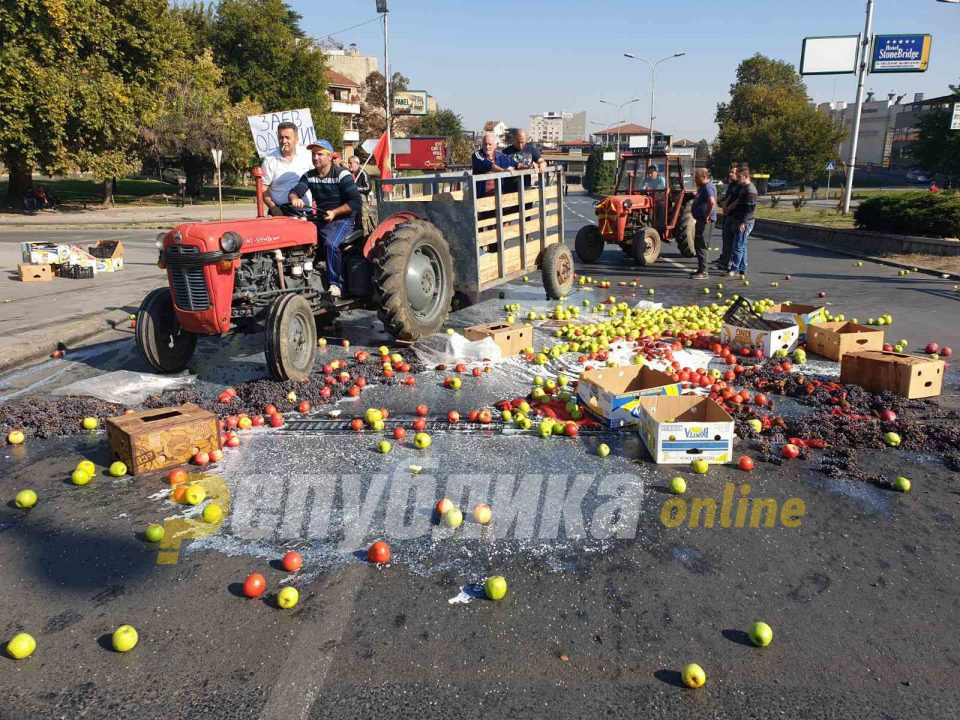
{"left": 0, "top": 0, "right": 185, "bottom": 206}
{"left": 585, "top": 147, "right": 615, "bottom": 195}
{"left": 416, "top": 110, "right": 472, "bottom": 166}
{"left": 140, "top": 51, "right": 262, "bottom": 195}
{"left": 211, "top": 0, "right": 341, "bottom": 145}
{"left": 711, "top": 54, "right": 845, "bottom": 182}
{"left": 910, "top": 81, "right": 960, "bottom": 185}
{"left": 361, "top": 71, "right": 420, "bottom": 138}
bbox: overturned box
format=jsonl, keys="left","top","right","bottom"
{"left": 761, "top": 303, "right": 826, "bottom": 341}
{"left": 722, "top": 297, "right": 799, "bottom": 356}
{"left": 839, "top": 350, "right": 945, "bottom": 399}
{"left": 633, "top": 395, "right": 735, "bottom": 464}
{"left": 88, "top": 240, "right": 124, "bottom": 260}
{"left": 21, "top": 241, "right": 69, "bottom": 265}
{"left": 577, "top": 365, "right": 683, "bottom": 428}
{"left": 18, "top": 263, "right": 53, "bottom": 282}
{"left": 463, "top": 322, "right": 532, "bottom": 357}
{"left": 807, "top": 322, "right": 885, "bottom": 361}
{"left": 106, "top": 403, "right": 220, "bottom": 476}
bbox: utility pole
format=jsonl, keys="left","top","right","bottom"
{"left": 842, "top": 0, "right": 874, "bottom": 214}
{"left": 624, "top": 52, "right": 685, "bottom": 153}
{"left": 599, "top": 98, "right": 640, "bottom": 175}
{"left": 377, "top": 1, "right": 391, "bottom": 179}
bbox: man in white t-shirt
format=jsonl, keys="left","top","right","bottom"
{"left": 261, "top": 121, "right": 313, "bottom": 215}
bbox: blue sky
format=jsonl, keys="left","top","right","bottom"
{"left": 303, "top": 0, "right": 959, "bottom": 142}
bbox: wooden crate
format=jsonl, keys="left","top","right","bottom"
{"left": 106, "top": 403, "right": 220, "bottom": 476}
{"left": 18, "top": 263, "right": 53, "bottom": 282}
{"left": 463, "top": 322, "right": 532, "bottom": 356}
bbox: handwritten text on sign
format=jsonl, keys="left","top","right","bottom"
{"left": 247, "top": 109, "right": 317, "bottom": 158}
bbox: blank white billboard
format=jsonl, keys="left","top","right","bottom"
{"left": 800, "top": 35, "right": 860, "bottom": 75}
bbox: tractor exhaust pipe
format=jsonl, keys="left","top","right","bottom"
{"left": 252, "top": 166, "right": 266, "bottom": 218}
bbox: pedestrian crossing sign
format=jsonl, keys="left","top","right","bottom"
{"left": 825, "top": 161, "right": 836, "bottom": 171}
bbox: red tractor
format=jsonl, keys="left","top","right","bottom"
{"left": 136, "top": 165, "right": 571, "bottom": 381}
{"left": 575, "top": 153, "right": 696, "bottom": 266}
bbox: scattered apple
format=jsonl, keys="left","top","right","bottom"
{"left": 447, "top": 410, "right": 460, "bottom": 423}
{"left": 884, "top": 431, "right": 902, "bottom": 447}
{"left": 7, "top": 430, "right": 25, "bottom": 445}
{"left": 681, "top": 662, "right": 706, "bottom": 689}
{"left": 298, "top": 401, "right": 312, "bottom": 414}
{"left": 669, "top": 476, "right": 687, "bottom": 494}
{"left": 145, "top": 524, "right": 164, "bottom": 543}
{"left": 597, "top": 443, "right": 610, "bottom": 457}
{"left": 209, "top": 449, "right": 223, "bottom": 462}
{"left": 472, "top": 503, "right": 492, "bottom": 525}
{"left": 192, "top": 451, "right": 210, "bottom": 466}
{"left": 690, "top": 458, "right": 709, "bottom": 474}
{"left": 879, "top": 409, "right": 897, "bottom": 423}
{"left": 202, "top": 503, "right": 223, "bottom": 523}
{"left": 738, "top": 455, "right": 755, "bottom": 472}
{"left": 941, "top": 347, "right": 952, "bottom": 357}
{"left": 484, "top": 575, "right": 507, "bottom": 601}
{"left": 393, "top": 426, "right": 407, "bottom": 440}
{"left": 243, "top": 573, "right": 266, "bottom": 598}
{"left": 185, "top": 484, "right": 207, "bottom": 505}
{"left": 378, "top": 440, "right": 392, "bottom": 454}
{"left": 781, "top": 443, "right": 800, "bottom": 459}
{"left": 893, "top": 476, "right": 911, "bottom": 492}
{"left": 81, "top": 416, "right": 98, "bottom": 430}
{"left": 442, "top": 508, "right": 463, "bottom": 528}
{"left": 277, "top": 587, "right": 299, "bottom": 609}
{"left": 367, "top": 540, "right": 391, "bottom": 564}
{"left": 111, "top": 625, "right": 138, "bottom": 652}
{"left": 6, "top": 632, "right": 36, "bottom": 660}
{"left": 924, "top": 342, "right": 939, "bottom": 354}
{"left": 71, "top": 469, "right": 91, "bottom": 486}
{"left": 414, "top": 432, "right": 431, "bottom": 449}
{"left": 106, "top": 461, "right": 127, "bottom": 477}
{"left": 238, "top": 417, "right": 253, "bottom": 430}
{"left": 749, "top": 621, "right": 774, "bottom": 647}
{"left": 415, "top": 404, "right": 429, "bottom": 417}
{"left": 412, "top": 418, "right": 428, "bottom": 432}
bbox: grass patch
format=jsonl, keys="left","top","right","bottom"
{"left": 754, "top": 205, "right": 855, "bottom": 228}
{"left": 2, "top": 177, "right": 256, "bottom": 207}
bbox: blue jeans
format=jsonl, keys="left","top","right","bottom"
{"left": 319, "top": 217, "right": 354, "bottom": 289}
{"left": 730, "top": 219, "right": 754, "bottom": 274}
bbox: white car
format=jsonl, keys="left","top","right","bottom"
{"left": 767, "top": 179, "right": 788, "bottom": 191}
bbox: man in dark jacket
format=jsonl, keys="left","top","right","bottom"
{"left": 726, "top": 164, "right": 757, "bottom": 277}
{"left": 715, "top": 163, "right": 739, "bottom": 270}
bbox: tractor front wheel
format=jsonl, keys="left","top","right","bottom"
{"left": 632, "top": 227, "right": 662, "bottom": 266}
{"left": 264, "top": 294, "right": 317, "bottom": 381}
{"left": 136, "top": 288, "right": 197, "bottom": 373}
{"left": 373, "top": 219, "right": 454, "bottom": 341}
{"left": 541, "top": 243, "right": 574, "bottom": 299}
{"left": 574, "top": 224, "right": 604, "bottom": 263}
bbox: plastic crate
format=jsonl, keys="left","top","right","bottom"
{"left": 62, "top": 265, "right": 95, "bottom": 280}
{"left": 722, "top": 296, "right": 768, "bottom": 330}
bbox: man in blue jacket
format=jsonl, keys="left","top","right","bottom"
{"left": 472, "top": 132, "right": 517, "bottom": 198}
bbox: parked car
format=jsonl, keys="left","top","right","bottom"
{"left": 906, "top": 170, "right": 931, "bottom": 184}
{"left": 767, "top": 179, "right": 788, "bottom": 191}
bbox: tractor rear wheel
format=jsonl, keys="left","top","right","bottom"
{"left": 136, "top": 288, "right": 197, "bottom": 373}
{"left": 541, "top": 243, "right": 574, "bottom": 299}
{"left": 676, "top": 201, "right": 696, "bottom": 258}
{"left": 373, "top": 219, "right": 454, "bottom": 341}
{"left": 264, "top": 294, "right": 317, "bottom": 381}
{"left": 574, "top": 224, "right": 604, "bottom": 263}
{"left": 620, "top": 240, "right": 634, "bottom": 256}
{"left": 632, "top": 227, "right": 662, "bottom": 266}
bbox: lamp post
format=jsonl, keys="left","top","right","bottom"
{"left": 599, "top": 98, "right": 640, "bottom": 174}
{"left": 377, "top": 1, "right": 390, "bottom": 174}
{"left": 624, "top": 52, "right": 685, "bottom": 152}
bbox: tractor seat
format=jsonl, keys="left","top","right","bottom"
{"left": 339, "top": 229, "right": 366, "bottom": 252}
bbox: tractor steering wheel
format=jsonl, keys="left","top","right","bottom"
{"left": 276, "top": 203, "right": 314, "bottom": 219}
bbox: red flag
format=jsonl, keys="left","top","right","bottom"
{"left": 372, "top": 132, "right": 393, "bottom": 192}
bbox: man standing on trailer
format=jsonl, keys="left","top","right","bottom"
{"left": 288, "top": 140, "right": 361, "bottom": 298}
{"left": 472, "top": 132, "right": 517, "bottom": 198}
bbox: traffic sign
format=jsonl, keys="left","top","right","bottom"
{"left": 951, "top": 103, "right": 960, "bottom": 131}
{"left": 825, "top": 161, "right": 836, "bottom": 171}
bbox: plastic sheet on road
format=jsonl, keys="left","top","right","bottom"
{"left": 52, "top": 369, "right": 196, "bottom": 406}
{"left": 412, "top": 332, "right": 503, "bottom": 367}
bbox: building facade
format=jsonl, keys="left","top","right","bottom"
{"left": 325, "top": 44, "right": 378, "bottom": 90}
{"left": 325, "top": 70, "right": 362, "bottom": 153}
{"left": 890, "top": 93, "right": 955, "bottom": 170}
{"left": 529, "top": 111, "right": 587, "bottom": 144}
{"left": 482, "top": 121, "right": 508, "bottom": 145}
{"left": 817, "top": 92, "right": 909, "bottom": 168}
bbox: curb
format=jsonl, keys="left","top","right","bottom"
{"left": 752, "top": 230, "right": 959, "bottom": 281}
{"left": 0, "top": 308, "right": 133, "bottom": 375}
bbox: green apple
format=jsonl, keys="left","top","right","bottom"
{"left": 533, "top": 376, "right": 544, "bottom": 387}
{"left": 108, "top": 461, "right": 127, "bottom": 477}
{"left": 414, "top": 432, "right": 432, "bottom": 450}
{"left": 442, "top": 508, "right": 463, "bottom": 528}
{"left": 145, "top": 524, "right": 164, "bottom": 542}
{"left": 681, "top": 662, "right": 706, "bottom": 688}
{"left": 883, "top": 432, "right": 902, "bottom": 447}
{"left": 202, "top": 503, "right": 223, "bottom": 523}
{"left": 484, "top": 575, "right": 507, "bottom": 601}
{"left": 378, "top": 440, "right": 392, "bottom": 454}
{"left": 14, "top": 489, "right": 37, "bottom": 509}
{"left": 597, "top": 443, "right": 610, "bottom": 457}
{"left": 792, "top": 349, "right": 807, "bottom": 364}
{"left": 557, "top": 374, "right": 569, "bottom": 387}
{"left": 669, "top": 476, "right": 687, "bottom": 494}
{"left": 748, "top": 419, "right": 763, "bottom": 433}
{"left": 538, "top": 420, "right": 554, "bottom": 438}
{"left": 365, "top": 408, "right": 383, "bottom": 424}
{"left": 690, "top": 458, "right": 709, "bottom": 475}
{"left": 277, "top": 587, "right": 299, "bottom": 609}
{"left": 185, "top": 484, "right": 206, "bottom": 505}
{"left": 372, "top": 419, "right": 385, "bottom": 432}
{"left": 71, "top": 469, "right": 92, "bottom": 486}
{"left": 76, "top": 460, "right": 95, "bottom": 476}
{"left": 81, "top": 416, "right": 98, "bottom": 430}
{"left": 648, "top": 288, "right": 655, "bottom": 295}
{"left": 893, "top": 476, "right": 911, "bottom": 492}
{"left": 6, "top": 632, "right": 36, "bottom": 660}
{"left": 111, "top": 625, "right": 138, "bottom": 652}
{"left": 748, "top": 621, "right": 773, "bottom": 647}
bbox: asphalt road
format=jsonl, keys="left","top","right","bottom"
{"left": 0, "top": 193, "right": 958, "bottom": 719}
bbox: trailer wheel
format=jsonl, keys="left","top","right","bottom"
{"left": 373, "top": 219, "right": 454, "bottom": 341}
{"left": 264, "top": 294, "right": 317, "bottom": 381}
{"left": 541, "top": 243, "right": 574, "bottom": 299}
{"left": 136, "top": 288, "right": 197, "bottom": 373}
{"left": 574, "top": 224, "right": 604, "bottom": 263}
{"left": 675, "top": 201, "right": 696, "bottom": 258}
{"left": 632, "top": 227, "right": 662, "bottom": 266}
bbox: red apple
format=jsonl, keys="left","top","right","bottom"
{"left": 415, "top": 404, "right": 428, "bottom": 417}
{"left": 319, "top": 386, "right": 332, "bottom": 399}
{"left": 403, "top": 376, "right": 416, "bottom": 386}
{"left": 880, "top": 409, "right": 897, "bottom": 422}
{"left": 924, "top": 342, "right": 938, "bottom": 354}
{"left": 209, "top": 449, "right": 224, "bottom": 462}
{"left": 338, "top": 372, "right": 351, "bottom": 383}
{"left": 242, "top": 573, "right": 266, "bottom": 598}
{"left": 226, "top": 435, "right": 241, "bottom": 448}
{"left": 297, "top": 401, "right": 312, "bottom": 413}
{"left": 350, "top": 418, "right": 364, "bottom": 431}
{"left": 781, "top": 443, "right": 800, "bottom": 460}
{"left": 565, "top": 422, "right": 579, "bottom": 437}
{"left": 754, "top": 393, "right": 768, "bottom": 407}
{"left": 818, "top": 291, "right": 826, "bottom": 298}
{"left": 218, "top": 391, "right": 233, "bottom": 404}
{"left": 434, "top": 498, "right": 454, "bottom": 516}
{"left": 282, "top": 551, "right": 302, "bottom": 572}
{"left": 356, "top": 377, "right": 367, "bottom": 388}
{"left": 226, "top": 416, "right": 239, "bottom": 428}
{"left": 738, "top": 455, "right": 755, "bottom": 471}
{"left": 252, "top": 415, "right": 265, "bottom": 427}
{"left": 941, "top": 347, "right": 953, "bottom": 357}
{"left": 393, "top": 426, "right": 407, "bottom": 440}
{"left": 412, "top": 418, "right": 428, "bottom": 432}
{"left": 448, "top": 410, "right": 460, "bottom": 423}
{"left": 478, "top": 410, "right": 493, "bottom": 424}
{"left": 193, "top": 451, "right": 210, "bottom": 466}
{"left": 472, "top": 367, "right": 483, "bottom": 377}
{"left": 168, "top": 468, "right": 188, "bottom": 485}
{"left": 367, "top": 540, "right": 391, "bottom": 564}
{"left": 467, "top": 410, "right": 480, "bottom": 422}
{"left": 347, "top": 386, "right": 361, "bottom": 397}
{"left": 270, "top": 413, "right": 284, "bottom": 427}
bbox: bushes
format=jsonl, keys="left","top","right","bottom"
{"left": 854, "top": 192, "right": 960, "bottom": 238}
{"left": 584, "top": 147, "right": 616, "bottom": 195}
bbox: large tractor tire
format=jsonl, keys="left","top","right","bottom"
{"left": 541, "top": 243, "right": 574, "bottom": 299}
{"left": 373, "top": 219, "right": 454, "bottom": 341}
{"left": 675, "top": 201, "right": 696, "bottom": 258}
{"left": 136, "top": 287, "right": 198, "bottom": 373}
{"left": 264, "top": 294, "right": 317, "bottom": 381}
{"left": 574, "top": 224, "right": 604, "bottom": 263}
{"left": 632, "top": 227, "right": 662, "bottom": 266}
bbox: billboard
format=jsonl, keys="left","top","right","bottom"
{"left": 247, "top": 108, "right": 316, "bottom": 158}
{"left": 800, "top": 35, "right": 860, "bottom": 75}
{"left": 871, "top": 34, "right": 932, "bottom": 73}
{"left": 393, "top": 91, "right": 429, "bottom": 116}
{"left": 393, "top": 136, "right": 448, "bottom": 170}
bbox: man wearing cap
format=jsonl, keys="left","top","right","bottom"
{"left": 288, "top": 140, "right": 362, "bottom": 298}
{"left": 261, "top": 121, "right": 313, "bottom": 216}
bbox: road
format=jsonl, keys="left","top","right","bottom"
{"left": 0, "top": 193, "right": 958, "bottom": 719}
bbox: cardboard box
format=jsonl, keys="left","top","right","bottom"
{"left": 633, "top": 395, "right": 735, "bottom": 464}
{"left": 105, "top": 403, "right": 221, "bottom": 476}
{"left": 67, "top": 245, "right": 97, "bottom": 270}
{"left": 18, "top": 263, "right": 53, "bottom": 282}
{"left": 761, "top": 303, "right": 826, "bottom": 341}
{"left": 20, "top": 241, "right": 69, "bottom": 265}
{"left": 577, "top": 365, "right": 683, "bottom": 428}
{"left": 722, "top": 296, "right": 800, "bottom": 356}
{"left": 463, "top": 322, "right": 532, "bottom": 356}
{"left": 807, "top": 322, "right": 885, "bottom": 361}
{"left": 88, "top": 240, "right": 124, "bottom": 259}
{"left": 839, "top": 350, "right": 945, "bottom": 399}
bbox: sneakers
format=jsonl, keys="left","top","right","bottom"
{"left": 726, "top": 270, "right": 739, "bottom": 277}
{"left": 690, "top": 271, "right": 709, "bottom": 280}
{"left": 328, "top": 285, "right": 342, "bottom": 298}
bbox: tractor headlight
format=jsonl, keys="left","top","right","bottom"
{"left": 623, "top": 199, "right": 633, "bottom": 210}
{"left": 155, "top": 232, "right": 167, "bottom": 249}
{"left": 220, "top": 231, "right": 243, "bottom": 253}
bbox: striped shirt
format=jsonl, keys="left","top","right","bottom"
{"left": 291, "top": 166, "right": 362, "bottom": 214}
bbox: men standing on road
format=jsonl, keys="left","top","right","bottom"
{"left": 288, "top": 140, "right": 361, "bottom": 298}
{"left": 261, "top": 122, "right": 313, "bottom": 216}
{"left": 714, "top": 163, "right": 739, "bottom": 271}
{"left": 689, "top": 168, "right": 717, "bottom": 280}
{"left": 727, "top": 165, "right": 757, "bottom": 278}
{"left": 472, "top": 132, "right": 517, "bottom": 198}
{"left": 810, "top": 179, "right": 819, "bottom": 200}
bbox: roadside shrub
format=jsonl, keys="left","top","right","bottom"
{"left": 853, "top": 191, "right": 960, "bottom": 238}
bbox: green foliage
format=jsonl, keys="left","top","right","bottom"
{"left": 854, "top": 191, "right": 960, "bottom": 238}
{"left": 584, "top": 147, "right": 616, "bottom": 195}
{"left": 361, "top": 71, "right": 415, "bottom": 138}
{"left": 909, "top": 86, "right": 960, "bottom": 183}
{"left": 416, "top": 110, "right": 472, "bottom": 165}
{"left": 712, "top": 54, "right": 844, "bottom": 183}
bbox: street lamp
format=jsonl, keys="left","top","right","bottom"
{"left": 377, "top": 1, "right": 390, "bottom": 174}
{"left": 599, "top": 98, "right": 640, "bottom": 173}
{"left": 624, "top": 52, "right": 685, "bottom": 152}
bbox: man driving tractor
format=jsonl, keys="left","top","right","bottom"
{"left": 288, "top": 139, "right": 362, "bottom": 298}
{"left": 639, "top": 164, "right": 666, "bottom": 190}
